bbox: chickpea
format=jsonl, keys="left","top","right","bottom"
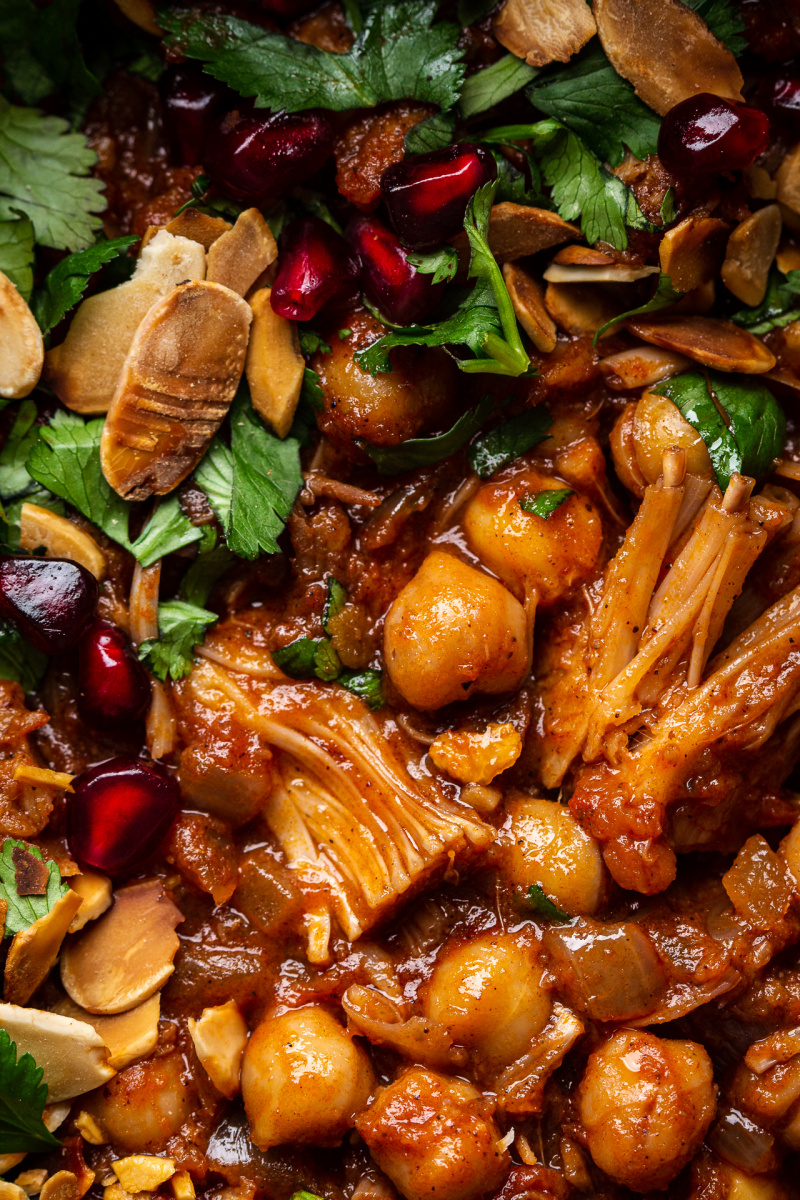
{"left": 462, "top": 467, "right": 602, "bottom": 607}
{"left": 577, "top": 1029, "right": 717, "bottom": 1192}
{"left": 313, "top": 310, "right": 457, "bottom": 456}
{"left": 422, "top": 931, "right": 551, "bottom": 1068}
{"left": 631, "top": 388, "right": 712, "bottom": 486}
{"left": 241, "top": 1005, "right": 375, "bottom": 1150}
{"left": 356, "top": 1066, "right": 510, "bottom": 1200}
{"left": 85, "top": 1052, "right": 193, "bottom": 1152}
{"left": 383, "top": 551, "right": 528, "bottom": 710}
{"left": 501, "top": 796, "right": 605, "bottom": 916}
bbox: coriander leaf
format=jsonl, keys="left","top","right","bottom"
{"left": 0, "top": 401, "right": 40, "bottom": 501}
{"left": 682, "top": 0, "right": 747, "bottom": 55}
{"left": 341, "top": 0, "right": 362, "bottom": 33}
{"left": 194, "top": 439, "right": 234, "bottom": 530}
{"left": 0, "top": 620, "right": 47, "bottom": 692}
{"left": 460, "top": 55, "right": 538, "bottom": 119}
{"left": 730, "top": 269, "right": 800, "bottom": 336}
{"left": 360, "top": 395, "right": 495, "bottom": 474}
{"left": 31, "top": 236, "right": 137, "bottom": 336}
{"left": 520, "top": 488, "right": 574, "bottom": 518}
{"left": 0, "top": 839, "right": 68, "bottom": 937}
{"left": 131, "top": 496, "right": 203, "bottom": 567}
{"left": 594, "top": 273, "right": 684, "bottom": 343}
{"left": 488, "top": 145, "right": 543, "bottom": 206}
{"left": 323, "top": 577, "right": 347, "bottom": 634}
{"left": 660, "top": 187, "right": 676, "bottom": 224}
{"left": 273, "top": 636, "right": 342, "bottom": 682}
{"left": 652, "top": 373, "right": 738, "bottom": 490}
{"left": 138, "top": 600, "right": 218, "bottom": 682}
{"left": 299, "top": 331, "right": 332, "bottom": 356}
{"left": 405, "top": 110, "right": 456, "bottom": 155}
{"left": 0, "top": 215, "right": 34, "bottom": 300}
{"left": 128, "top": 46, "right": 165, "bottom": 84}
{"left": 407, "top": 245, "right": 459, "bottom": 285}
{"left": 527, "top": 43, "right": 660, "bottom": 166}
{"left": 0, "top": 1029, "right": 61, "bottom": 1154}
{"left": 339, "top": 668, "right": 384, "bottom": 710}
{"left": 0, "top": 0, "right": 99, "bottom": 111}
{"left": 160, "top": 1, "right": 465, "bottom": 113}
{"left": 470, "top": 406, "right": 552, "bottom": 479}
{"left": 525, "top": 883, "right": 570, "bottom": 922}
{"left": 180, "top": 544, "right": 236, "bottom": 608}
{"left": 0, "top": 97, "right": 105, "bottom": 252}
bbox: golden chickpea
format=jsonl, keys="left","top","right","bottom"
{"left": 423, "top": 932, "right": 551, "bottom": 1068}
{"left": 86, "top": 1052, "right": 192, "bottom": 1152}
{"left": 383, "top": 551, "right": 529, "bottom": 710}
{"left": 356, "top": 1066, "right": 510, "bottom": 1200}
{"left": 241, "top": 1005, "right": 375, "bottom": 1150}
{"left": 501, "top": 796, "right": 605, "bottom": 916}
{"left": 462, "top": 467, "right": 602, "bottom": 606}
{"left": 632, "top": 388, "right": 712, "bottom": 485}
{"left": 577, "top": 1029, "right": 716, "bottom": 1192}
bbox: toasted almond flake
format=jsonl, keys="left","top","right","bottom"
{"left": 658, "top": 216, "right": 730, "bottom": 293}
{"left": 53, "top": 993, "right": 160, "bottom": 1070}
{"left": 102, "top": 1186, "right": 135, "bottom": 1200}
{"left": 721, "top": 205, "right": 782, "bottom": 307}
{"left": 743, "top": 164, "right": 778, "bottom": 201}
{"left": 206, "top": 209, "right": 277, "bottom": 298}
{"left": 101, "top": 280, "right": 252, "bottom": 501}
{"left": 626, "top": 314, "right": 776, "bottom": 373}
{"left": 600, "top": 346, "right": 690, "bottom": 391}
{"left": 171, "top": 1174, "right": 195, "bottom": 1200}
{"left": 141, "top": 210, "right": 232, "bottom": 253}
{"left": 0, "top": 1183, "right": 28, "bottom": 1200}
{"left": 18, "top": 505, "right": 107, "bottom": 581}
{"left": 545, "top": 282, "right": 620, "bottom": 338}
{"left": 543, "top": 263, "right": 659, "bottom": 284}
{"left": 112, "top": 1159, "right": 175, "bottom": 1194}
{"left": 0, "top": 1159, "right": 25, "bottom": 1178}
{"left": 553, "top": 246, "right": 616, "bottom": 267}
{"left": 4, "top": 890, "right": 83, "bottom": 1005}
{"left": 452, "top": 203, "right": 579, "bottom": 267}
{"left": 245, "top": 288, "right": 305, "bottom": 439}
{"left": 429, "top": 723, "right": 523, "bottom": 785}
{"left": 12, "top": 766, "right": 74, "bottom": 792}
{"left": 39, "top": 1173, "right": 78, "bottom": 1200}
{"left": 110, "top": 0, "right": 159, "bottom": 33}
{"left": 15, "top": 1170, "right": 48, "bottom": 1196}
{"left": 593, "top": 0, "right": 743, "bottom": 116}
{"left": 75, "top": 1112, "right": 107, "bottom": 1145}
{"left": 0, "top": 1003, "right": 114, "bottom": 1101}
{"left": 61, "top": 879, "right": 182, "bottom": 1015}
{"left": 68, "top": 870, "right": 112, "bottom": 933}
{"left": 502, "top": 262, "right": 557, "bottom": 353}
{"left": 188, "top": 1000, "right": 248, "bottom": 1099}
{"left": 43, "top": 1103, "right": 70, "bottom": 1132}
{"left": 46, "top": 231, "right": 206, "bottom": 415}
{"left": 0, "top": 272, "right": 44, "bottom": 401}
{"left": 777, "top": 241, "right": 800, "bottom": 273}
{"left": 776, "top": 143, "right": 800, "bottom": 231}
{"left": 492, "top": 0, "right": 597, "bottom": 67}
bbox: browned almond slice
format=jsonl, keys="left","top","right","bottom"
{"left": 721, "top": 205, "right": 782, "bottom": 307}
{"left": 206, "top": 209, "right": 278, "bottom": 298}
{"left": 502, "top": 262, "right": 557, "bottom": 352}
{"left": 544, "top": 263, "right": 659, "bottom": 283}
{"left": 0, "top": 272, "right": 44, "bottom": 401}
{"left": 245, "top": 287, "right": 305, "bottom": 438}
{"left": 60, "top": 879, "right": 182, "bottom": 1014}
{"left": 68, "top": 870, "right": 112, "bottom": 933}
{"left": 545, "top": 282, "right": 621, "bottom": 339}
{"left": 553, "top": 246, "right": 616, "bottom": 266}
{"left": 593, "top": 0, "right": 743, "bottom": 115}
{"left": 141, "top": 209, "right": 232, "bottom": 253}
{"left": 626, "top": 314, "right": 776, "bottom": 373}
{"left": 777, "top": 240, "right": 800, "bottom": 273}
{"left": 112, "top": 1158, "right": 175, "bottom": 1193}
{"left": 100, "top": 281, "right": 252, "bottom": 501}
{"left": 600, "top": 346, "right": 690, "bottom": 390}
{"left": 0, "top": 1003, "right": 115, "bottom": 1101}
{"left": 39, "top": 1173, "right": 80, "bottom": 1200}
{"left": 4, "top": 890, "right": 83, "bottom": 1006}
{"left": 19, "top": 505, "right": 107, "bottom": 581}
{"left": 777, "top": 143, "right": 800, "bottom": 233}
{"left": 658, "top": 216, "right": 730, "bottom": 293}
{"left": 188, "top": 1000, "right": 248, "bottom": 1098}
{"left": 493, "top": 0, "right": 597, "bottom": 67}
{"left": 53, "top": 994, "right": 160, "bottom": 1071}
{"left": 452, "top": 203, "right": 579, "bottom": 267}
{"left": 743, "top": 164, "right": 778, "bottom": 201}
{"left": 46, "top": 231, "right": 206, "bottom": 415}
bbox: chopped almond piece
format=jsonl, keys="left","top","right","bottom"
{"left": 171, "top": 1174, "right": 195, "bottom": 1200}
{"left": 141, "top": 209, "right": 232, "bottom": 252}
{"left": 776, "top": 143, "right": 800, "bottom": 233}
{"left": 493, "top": 0, "right": 596, "bottom": 67}
{"left": 12, "top": 766, "right": 74, "bottom": 792}
{"left": 68, "top": 870, "right": 112, "bottom": 933}
{"left": 0, "top": 1184, "right": 28, "bottom": 1200}
{"left": 188, "top": 1000, "right": 248, "bottom": 1098}
{"left": 553, "top": 246, "right": 616, "bottom": 266}
{"left": 39, "top": 1174, "right": 79, "bottom": 1200}
{"left": 0, "top": 1160, "right": 25, "bottom": 1180}
{"left": 502, "top": 263, "right": 557, "bottom": 353}
{"left": 0, "top": 272, "right": 44, "bottom": 401}
{"left": 593, "top": 0, "right": 743, "bottom": 115}
{"left": 15, "top": 1170, "right": 48, "bottom": 1196}
{"left": 245, "top": 288, "right": 305, "bottom": 438}
{"left": 0, "top": 1003, "right": 115, "bottom": 1101}
{"left": 60, "top": 879, "right": 182, "bottom": 1014}
{"left": 430, "top": 723, "right": 523, "bottom": 786}
{"left": 19, "top": 506, "right": 107, "bottom": 581}
{"left": 4, "top": 890, "right": 83, "bottom": 1005}
{"left": 112, "top": 1158, "right": 175, "bottom": 1194}
{"left": 744, "top": 165, "right": 778, "bottom": 201}
{"left": 721, "top": 205, "right": 782, "bottom": 307}
{"left": 100, "top": 281, "right": 252, "bottom": 501}
{"left": 658, "top": 216, "right": 730, "bottom": 293}
{"left": 626, "top": 314, "right": 776, "bottom": 373}
{"left": 777, "top": 241, "right": 800, "bottom": 273}
{"left": 206, "top": 209, "right": 277, "bottom": 298}
{"left": 75, "top": 1112, "right": 107, "bottom": 1145}
{"left": 53, "top": 994, "right": 160, "bottom": 1070}
{"left": 452, "top": 203, "right": 579, "bottom": 267}
{"left": 544, "top": 263, "right": 659, "bottom": 284}
{"left": 545, "top": 282, "right": 620, "bottom": 339}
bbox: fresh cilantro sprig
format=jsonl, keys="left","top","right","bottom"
{"left": 0, "top": 0, "right": 99, "bottom": 111}
{"left": 407, "top": 246, "right": 459, "bottom": 286}
{"left": 730, "top": 270, "right": 800, "bottom": 336}
{"left": 139, "top": 601, "right": 218, "bottom": 682}
{"left": 684, "top": 0, "right": 747, "bottom": 55}
{"left": 0, "top": 622, "right": 48, "bottom": 693}
{"left": 459, "top": 54, "right": 538, "bottom": 119}
{"left": 594, "top": 273, "right": 684, "bottom": 343}
{"left": 160, "top": 1, "right": 465, "bottom": 113}
{"left": 31, "top": 236, "right": 138, "bottom": 336}
{"left": 405, "top": 111, "right": 456, "bottom": 156}
{"left": 360, "top": 396, "right": 494, "bottom": 475}
{"left": 0, "top": 1030, "right": 61, "bottom": 1154}
{"left": 470, "top": 407, "right": 552, "bottom": 479}
{"left": 525, "top": 884, "right": 570, "bottom": 923}
{"left": 0, "top": 216, "right": 35, "bottom": 300}
{"left": 520, "top": 489, "right": 574, "bottom": 519}
{"left": 0, "top": 839, "right": 68, "bottom": 937}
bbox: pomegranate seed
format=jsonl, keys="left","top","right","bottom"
{"left": 380, "top": 142, "right": 498, "bottom": 250}
{"left": 657, "top": 93, "right": 770, "bottom": 175}
{"left": 203, "top": 106, "right": 335, "bottom": 204}
{"left": 161, "top": 63, "right": 229, "bottom": 167}
{"left": 0, "top": 556, "right": 98, "bottom": 655}
{"left": 758, "top": 66, "right": 800, "bottom": 128}
{"left": 68, "top": 757, "right": 181, "bottom": 875}
{"left": 271, "top": 216, "right": 361, "bottom": 321}
{"left": 77, "top": 620, "right": 151, "bottom": 732}
{"left": 346, "top": 214, "right": 444, "bottom": 325}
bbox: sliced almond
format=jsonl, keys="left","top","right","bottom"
{"left": 658, "top": 216, "right": 730, "bottom": 293}
{"left": 553, "top": 246, "right": 616, "bottom": 267}
{"left": 141, "top": 209, "right": 232, "bottom": 252}
{"left": 46, "top": 231, "right": 206, "bottom": 415}
{"left": 543, "top": 263, "right": 659, "bottom": 284}
{"left": 39, "top": 1173, "right": 79, "bottom": 1200}
{"left": 0, "top": 1160, "right": 25, "bottom": 1179}
{"left": 4, "top": 890, "right": 83, "bottom": 1006}
{"left": 19, "top": 505, "right": 107, "bottom": 581}
{"left": 0, "top": 1183, "right": 29, "bottom": 1200}
{"left": 188, "top": 1000, "right": 248, "bottom": 1099}
{"left": 492, "top": 0, "right": 596, "bottom": 67}
{"left": 721, "top": 205, "right": 782, "bottom": 306}
{"left": 0, "top": 1002, "right": 115, "bottom": 1101}
{"left": 15, "top": 1168, "right": 48, "bottom": 1194}
{"left": 75, "top": 1112, "right": 107, "bottom": 1145}
{"left": 593, "top": 0, "right": 743, "bottom": 115}
{"left": 206, "top": 209, "right": 277, "bottom": 298}
{"left": 53, "top": 993, "right": 160, "bottom": 1071}
{"left": 60, "top": 879, "right": 182, "bottom": 1015}
{"left": 452, "top": 203, "right": 579, "bottom": 267}
{"left": 545, "top": 282, "right": 620, "bottom": 338}
{"left": 502, "top": 262, "right": 557, "bottom": 353}
{"left": 743, "top": 164, "right": 778, "bottom": 201}
{"left": 245, "top": 287, "right": 304, "bottom": 438}
{"left": 600, "top": 346, "right": 690, "bottom": 391}
{"left": 626, "top": 314, "right": 776, "bottom": 373}
{"left": 171, "top": 1174, "right": 194, "bottom": 1200}
{"left": 777, "top": 241, "right": 800, "bottom": 274}
{"left": 112, "top": 1159, "right": 175, "bottom": 1193}
{"left": 0, "top": 272, "right": 44, "bottom": 401}
{"left": 100, "top": 281, "right": 252, "bottom": 501}
{"left": 776, "top": 143, "right": 800, "bottom": 232}
{"left": 68, "top": 870, "right": 112, "bottom": 933}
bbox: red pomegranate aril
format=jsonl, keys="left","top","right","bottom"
{"left": 271, "top": 216, "right": 361, "bottom": 321}
{"left": 759, "top": 67, "right": 800, "bottom": 128}
{"left": 77, "top": 620, "right": 151, "bottom": 732}
{"left": 68, "top": 757, "right": 182, "bottom": 875}
{"left": 347, "top": 214, "right": 444, "bottom": 325}
{"left": 0, "top": 556, "right": 98, "bottom": 655}
{"left": 657, "top": 93, "right": 770, "bottom": 176}
{"left": 161, "top": 63, "right": 229, "bottom": 167}
{"left": 203, "top": 106, "right": 335, "bottom": 205}
{"left": 380, "top": 142, "right": 498, "bottom": 250}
